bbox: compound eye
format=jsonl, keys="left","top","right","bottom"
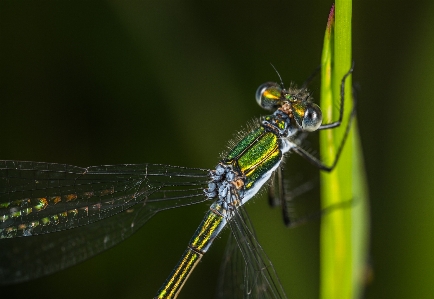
{"left": 255, "top": 82, "right": 282, "bottom": 111}
{"left": 301, "top": 103, "right": 322, "bottom": 132}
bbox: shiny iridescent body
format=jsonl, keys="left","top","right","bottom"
{"left": 155, "top": 83, "right": 324, "bottom": 299}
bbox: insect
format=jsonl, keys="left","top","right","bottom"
{"left": 0, "top": 66, "right": 354, "bottom": 299}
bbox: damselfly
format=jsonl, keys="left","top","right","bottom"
{"left": 0, "top": 66, "right": 354, "bottom": 299}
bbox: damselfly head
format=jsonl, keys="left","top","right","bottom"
{"left": 255, "top": 83, "right": 323, "bottom": 132}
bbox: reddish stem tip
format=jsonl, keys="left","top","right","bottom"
{"left": 327, "top": 3, "right": 335, "bottom": 32}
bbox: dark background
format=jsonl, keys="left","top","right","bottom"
{"left": 1, "top": 1, "right": 433, "bottom": 298}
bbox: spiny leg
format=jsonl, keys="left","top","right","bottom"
{"left": 318, "top": 62, "right": 355, "bottom": 130}
{"left": 267, "top": 167, "right": 298, "bottom": 225}
{"left": 276, "top": 171, "right": 354, "bottom": 228}
{"left": 281, "top": 175, "right": 317, "bottom": 227}
{"left": 293, "top": 63, "right": 356, "bottom": 172}
{"left": 267, "top": 172, "right": 279, "bottom": 207}
{"left": 268, "top": 165, "right": 319, "bottom": 227}
{"left": 277, "top": 167, "right": 292, "bottom": 226}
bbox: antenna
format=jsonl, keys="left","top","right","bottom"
{"left": 270, "top": 63, "right": 285, "bottom": 89}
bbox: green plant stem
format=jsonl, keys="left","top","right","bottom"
{"left": 319, "top": 1, "right": 369, "bottom": 299}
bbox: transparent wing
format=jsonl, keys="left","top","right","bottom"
{"left": 223, "top": 206, "right": 288, "bottom": 299}
{"left": 0, "top": 160, "right": 210, "bottom": 284}
{"left": 215, "top": 232, "right": 245, "bottom": 299}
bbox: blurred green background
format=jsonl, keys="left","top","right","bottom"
{"left": 1, "top": 1, "right": 433, "bottom": 298}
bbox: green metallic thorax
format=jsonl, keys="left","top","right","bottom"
{"left": 224, "top": 126, "right": 282, "bottom": 189}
